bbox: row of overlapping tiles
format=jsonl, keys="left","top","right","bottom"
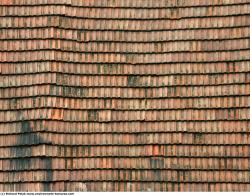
{"left": 0, "top": 170, "right": 249, "bottom": 182}
{"left": 0, "top": 157, "right": 249, "bottom": 170}
{"left": 1, "top": 121, "right": 249, "bottom": 134}
{"left": 1, "top": 27, "right": 249, "bottom": 41}
{"left": 0, "top": 144, "right": 248, "bottom": 158}
{"left": 1, "top": 50, "right": 249, "bottom": 62}
{"left": 1, "top": 73, "right": 249, "bottom": 87}
{"left": 0, "top": 182, "right": 250, "bottom": 192}
{"left": 0, "top": 3, "right": 249, "bottom": 18}
{"left": 0, "top": 132, "right": 249, "bottom": 146}
{"left": 0, "top": 15, "right": 249, "bottom": 30}
{"left": 0, "top": 96, "right": 249, "bottom": 110}
{"left": 1, "top": 62, "right": 249, "bottom": 75}
{"left": 1, "top": 108, "right": 250, "bottom": 122}
{"left": 1, "top": 39, "right": 249, "bottom": 52}
{"left": 0, "top": 0, "right": 249, "bottom": 7}
{"left": 1, "top": 84, "right": 249, "bottom": 98}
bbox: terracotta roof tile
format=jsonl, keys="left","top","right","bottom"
{"left": 0, "top": 0, "right": 249, "bottom": 192}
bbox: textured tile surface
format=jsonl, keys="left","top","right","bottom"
{"left": 0, "top": 0, "right": 250, "bottom": 192}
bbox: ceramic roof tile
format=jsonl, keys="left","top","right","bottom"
{"left": 0, "top": 0, "right": 249, "bottom": 192}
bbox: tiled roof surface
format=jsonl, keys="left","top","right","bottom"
{"left": 0, "top": 0, "right": 250, "bottom": 192}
